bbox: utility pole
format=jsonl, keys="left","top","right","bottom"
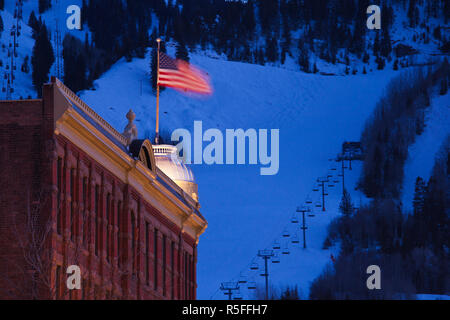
{"left": 296, "top": 206, "right": 309, "bottom": 249}
{"left": 257, "top": 250, "right": 274, "bottom": 300}
{"left": 220, "top": 282, "right": 239, "bottom": 300}
{"left": 317, "top": 177, "right": 329, "bottom": 211}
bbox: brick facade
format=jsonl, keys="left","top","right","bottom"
{"left": 0, "top": 80, "right": 204, "bottom": 300}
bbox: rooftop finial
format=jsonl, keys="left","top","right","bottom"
{"left": 123, "top": 109, "right": 138, "bottom": 146}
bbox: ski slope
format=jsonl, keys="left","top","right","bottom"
{"left": 79, "top": 47, "right": 399, "bottom": 299}
{"left": 1, "top": 1, "right": 446, "bottom": 300}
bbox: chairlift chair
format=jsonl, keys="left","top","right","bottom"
{"left": 233, "top": 294, "right": 243, "bottom": 300}
{"left": 315, "top": 201, "right": 322, "bottom": 208}
{"left": 291, "top": 234, "right": 300, "bottom": 244}
{"left": 282, "top": 229, "right": 290, "bottom": 238}
{"left": 247, "top": 282, "right": 257, "bottom": 290}
{"left": 308, "top": 208, "right": 315, "bottom": 217}
{"left": 272, "top": 254, "right": 280, "bottom": 263}
{"left": 282, "top": 246, "right": 290, "bottom": 255}
{"left": 250, "top": 263, "right": 259, "bottom": 271}
{"left": 272, "top": 240, "right": 281, "bottom": 250}
{"left": 291, "top": 213, "right": 299, "bottom": 224}
{"left": 238, "top": 274, "right": 247, "bottom": 284}
{"left": 305, "top": 195, "right": 313, "bottom": 204}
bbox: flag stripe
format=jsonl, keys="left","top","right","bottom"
{"left": 157, "top": 52, "right": 212, "bottom": 94}
{"left": 159, "top": 74, "right": 209, "bottom": 90}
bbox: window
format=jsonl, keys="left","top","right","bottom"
{"left": 154, "top": 229, "right": 158, "bottom": 290}
{"left": 184, "top": 252, "right": 188, "bottom": 299}
{"left": 117, "top": 201, "right": 122, "bottom": 266}
{"left": 106, "top": 193, "right": 111, "bottom": 263}
{"left": 70, "top": 169, "right": 76, "bottom": 241}
{"left": 55, "top": 265, "right": 61, "bottom": 300}
{"left": 171, "top": 241, "right": 175, "bottom": 299}
{"left": 94, "top": 185, "right": 100, "bottom": 256}
{"left": 145, "top": 222, "right": 150, "bottom": 285}
{"left": 131, "top": 212, "right": 136, "bottom": 275}
{"left": 82, "top": 177, "right": 88, "bottom": 247}
{"left": 56, "top": 158, "right": 62, "bottom": 235}
{"left": 82, "top": 279, "right": 86, "bottom": 300}
{"left": 162, "top": 235, "right": 167, "bottom": 296}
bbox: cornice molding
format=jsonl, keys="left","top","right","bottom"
{"left": 50, "top": 79, "right": 207, "bottom": 239}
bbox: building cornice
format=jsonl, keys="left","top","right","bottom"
{"left": 50, "top": 79, "right": 207, "bottom": 239}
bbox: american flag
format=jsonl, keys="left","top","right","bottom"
{"left": 158, "top": 52, "right": 212, "bottom": 94}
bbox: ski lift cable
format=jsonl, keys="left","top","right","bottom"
{"left": 216, "top": 160, "right": 354, "bottom": 298}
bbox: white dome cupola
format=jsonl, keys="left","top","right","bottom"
{"left": 153, "top": 144, "right": 198, "bottom": 201}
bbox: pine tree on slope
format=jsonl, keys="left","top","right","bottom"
{"left": 31, "top": 24, "right": 54, "bottom": 97}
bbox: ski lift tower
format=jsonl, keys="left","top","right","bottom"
{"left": 257, "top": 249, "right": 274, "bottom": 300}
{"left": 317, "top": 176, "right": 329, "bottom": 211}
{"left": 220, "top": 282, "right": 240, "bottom": 300}
{"left": 296, "top": 206, "right": 309, "bottom": 249}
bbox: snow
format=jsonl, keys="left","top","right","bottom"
{"left": 0, "top": 1, "right": 447, "bottom": 299}
{"left": 416, "top": 294, "right": 450, "bottom": 300}
{"left": 0, "top": 1, "right": 35, "bottom": 99}
{"left": 79, "top": 46, "right": 397, "bottom": 299}
{"left": 402, "top": 92, "right": 450, "bottom": 212}
{"left": 1, "top": 0, "right": 88, "bottom": 100}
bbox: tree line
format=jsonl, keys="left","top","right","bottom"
{"left": 311, "top": 63, "right": 449, "bottom": 299}
{"left": 27, "top": 0, "right": 450, "bottom": 95}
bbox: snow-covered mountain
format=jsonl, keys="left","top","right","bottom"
{"left": 1, "top": 0, "right": 448, "bottom": 299}
{"left": 78, "top": 47, "right": 403, "bottom": 299}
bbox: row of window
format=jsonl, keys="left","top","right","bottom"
{"left": 55, "top": 157, "right": 195, "bottom": 299}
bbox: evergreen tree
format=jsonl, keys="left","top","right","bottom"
{"left": 298, "top": 40, "right": 310, "bottom": 73}
{"left": 407, "top": 0, "right": 420, "bottom": 28}
{"left": 21, "top": 55, "right": 30, "bottom": 73}
{"left": 31, "top": 24, "right": 54, "bottom": 97}
{"left": 393, "top": 59, "right": 399, "bottom": 70}
{"left": 175, "top": 42, "right": 189, "bottom": 62}
{"left": 313, "top": 62, "right": 318, "bottom": 74}
{"left": 28, "top": 11, "right": 39, "bottom": 32}
{"left": 0, "top": 0, "right": 4, "bottom": 11}
{"left": 280, "top": 286, "right": 300, "bottom": 300}
{"left": 0, "top": 12, "right": 3, "bottom": 34}
{"left": 376, "top": 56, "right": 385, "bottom": 70}
{"left": 265, "top": 37, "right": 278, "bottom": 63}
{"left": 380, "top": 28, "right": 392, "bottom": 58}
{"left": 63, "top": 35, "right": 88, "bottom": 93}
{"left": 373, "top": 32, "right": 380, "bottom": 56}
{"left": 440, "top": 77, "right": 448, "bottom": 95}
{"left": 413, "top": 177, "right": 427, "bottom": 216}
{"left": 38, "top": 0, "right": 52, "bottom": 14}
{"left": 339, "top": 189, "right": 354, "bottom": 216}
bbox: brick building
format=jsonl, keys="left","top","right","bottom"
{"left": 0, "top": 78, "right": 207, "bottom": 299}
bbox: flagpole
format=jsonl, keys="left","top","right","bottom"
{"left": 155, "top": 38, "right": 161, "bottom": 145}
